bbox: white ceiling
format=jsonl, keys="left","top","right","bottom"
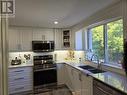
{"left": 9, "top": 0, "right": 119, "bottom": 28}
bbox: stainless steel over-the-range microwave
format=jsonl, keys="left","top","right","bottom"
{"left": 32, "top": 41, "right": 54, "bottom": 52}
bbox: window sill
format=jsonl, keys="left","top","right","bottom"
{"left": 89, "top": 60, "right": 122, "bottom": 70}
{"left": 85, "top": 60, "right": 125, "bottom": 75}
{"left": 103, "top": 63, "right": 122, "bottom": 70}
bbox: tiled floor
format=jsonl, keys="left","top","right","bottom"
{"left": 11, "top": 85, "right": 72, "bottom": 95}
{"left": 35, "top": 85, "right": 72, "bottom": 95}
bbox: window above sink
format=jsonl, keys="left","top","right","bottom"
{"left": 85, "top": 19, "right": 123, "bottom": 68}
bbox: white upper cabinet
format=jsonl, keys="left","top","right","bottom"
{"left": 9, "top": 28, "right": 21, "bottom": 52}
{"left": 9, "top": 27, "right": 74, "bottom": 51}
{"left": 9, "top": 27, "right": 33, "bottom": 51}
{"left": 19, "top": 28, "right": 33, "bottom": 51}
{"left": 9, "top": 27, "right": 54, "bottom": 52}
{"left": 62, "top": 29, "right": 71, "bottom": 49}
{"left": 55, "top": 29, "right": 74, "bottom": 50}
{"left": 54, "top": 29, "right": 62, "bottom": 50}
{"left": 32, "top": 28, "right": 54, "bottom": 41}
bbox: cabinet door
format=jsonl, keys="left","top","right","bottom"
{"left": 9, "top": 28, "right": 21, "bottom": 52}
{"left": 44, "top": 29, "right": 54, "bottom": 40}
{"left": 8, "top": 67, "right": 33, "bottom": 94}
{"left": 57, "top": 63, "right": 66, "bottom": 85}
{"left": 54, "top": 29, "right": 62, "bottom": 50}
{"left": 65, "top": 65, "right": 75, "bottom": 92}
{"left": 32, "top": 28, "right": 54, "bottom": 41}
{"left": 20, "top": 28, "right": 32, "bottom": 51}
{"left": 62, "top": 29, "right": 71, "bottom": 49}
{"left": 81, "top": 75, "right": 93, "bottom": 95}
{"left": 73, "top": 69, "right": 82, "bottom": 95}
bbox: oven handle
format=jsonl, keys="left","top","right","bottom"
{"left": 34, "top": 67, "right": 57, "bottom": 72}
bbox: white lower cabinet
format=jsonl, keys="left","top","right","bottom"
{"left": 57, "top": 63, "right": 66, "bottom": 85}
{"left": 65, "top": 64, "right": 75, "bottom": 92}
{"left": 61, "top": 64, "right": 93, "bottom": 95}
{"left": 8, "top": 66, "right": 33, "bottom": 94}
{"left": 81, "top": 74, "right": 93, "bottom": 95}
{"left": 73, "top": 68, "right": 82, "bottom": 95}
{"left": 64, "top": 64, "right": 82, "bottom": 94}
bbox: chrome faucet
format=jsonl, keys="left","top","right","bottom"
{"left": 91, "top": 54, "right": 102, "bottom": 69}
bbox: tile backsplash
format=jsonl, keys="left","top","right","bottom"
{"left": 9, "top": 50, "right": 85, "bottom": 66}
{"left": 9, "top": 52, "right": 33, "bottom": 66}
{"left": 54, "top": 50, "right": 85, "bottom": 62}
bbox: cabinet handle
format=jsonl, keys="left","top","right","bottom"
{"left": 15, "top": 87, "right": 24, "bottom": 91}
{"left": 79, "top": 73, "right": 82, "bottom": 81}
{"left": 71, "top": 69, "right": 73, "bottom": 76}
{"left": 96, "top": 86, "right": 112, "bottom": 95}
{"left": 14, "top": 77, "right": 24, "bottom": 80}
{"left": 14, "top": 70, "right": 24, "bottom": 72}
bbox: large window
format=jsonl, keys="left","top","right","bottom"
{"left": 107, "top": 20, "right": 123, "bottom": 65}
{"left": 87, "top": 19, "right": 123, "bottom": 66}
{"left": 91, "top": 25, "right": 104, "bottom": 60}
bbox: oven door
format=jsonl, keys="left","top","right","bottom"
{"left": 34, "top": 68, "right": 57, "bottom": 88}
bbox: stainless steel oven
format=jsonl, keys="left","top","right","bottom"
{"left": 33, "top": 55, "right": 57, "bottom": 92}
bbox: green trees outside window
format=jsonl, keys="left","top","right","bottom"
{"left": 88, "top": 19, "right": 123, "bottom": 66}
{"left": 92, "top": 25, "right": 104, "bottom": 60}
{"left": 107, "top": 19, "right": 123, "bottom": 64}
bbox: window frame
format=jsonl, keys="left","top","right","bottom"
{"left": 86, "top": 18, "right": 123, "bottom": 67}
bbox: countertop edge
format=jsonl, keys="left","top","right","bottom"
{"left": 59, "top": 62, "right": 127, "bottom": 95}
{"left": 8, "top": 64, "right": 33, "bottom": 68}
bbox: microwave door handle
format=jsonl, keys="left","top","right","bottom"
{"left": 50, "top": 42, "right": 51, "bottom": 50}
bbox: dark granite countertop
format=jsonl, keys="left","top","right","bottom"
{"left": 92, "top": 72, "right": 127, "bottom": 94}
{"left": 57, "top": 62, "right": 127, "bottom": 94}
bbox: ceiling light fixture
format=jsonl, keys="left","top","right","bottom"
{"left": 54, "top": 21, "right": 58, "bottom": 24}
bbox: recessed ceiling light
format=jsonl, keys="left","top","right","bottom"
{"left": 54, "top": 21, "right": 58, "bottom": 24}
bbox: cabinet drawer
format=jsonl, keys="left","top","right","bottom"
{"left": 8, "top": 74, "right": 32, "bottom": 82}
{"left": 93, "top": 86, "right": 108, "bottom": 95}
{"left": 93, "top": 79, "right": 114, "bottom": 94}
{"left": 9, "top": 79, "right": 32, "bottom": 86}
{"left": 9, "top": 84, "right": 32, "bottom": 94}
{"left": 9, "top": 81, "right": 32, "bottom": 88}
{"left": 8, "top": 67, "right": 32, "bottom": 76}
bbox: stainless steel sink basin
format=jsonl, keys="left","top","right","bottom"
{"left": 88, "top": 69, "right": 105, "bottom": 74}
{"left": 78, "top": 65, "right": 106, "bottom": 74}
{"left": 78, "top": 65, "right": 95, "bottom": 70}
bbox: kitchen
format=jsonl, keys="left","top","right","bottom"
{"left": 0, "top": 0, "right": 127, "bottom": 95}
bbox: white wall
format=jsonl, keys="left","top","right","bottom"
{"left": 71, "top": 1, "right": 122, "bottom": 32}
{"left": 75, "top": 30, "right": 83, "bottom": 50}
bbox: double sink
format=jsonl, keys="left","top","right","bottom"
{"left": 78, "top": 65, "right": 106, "bottom": 74}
